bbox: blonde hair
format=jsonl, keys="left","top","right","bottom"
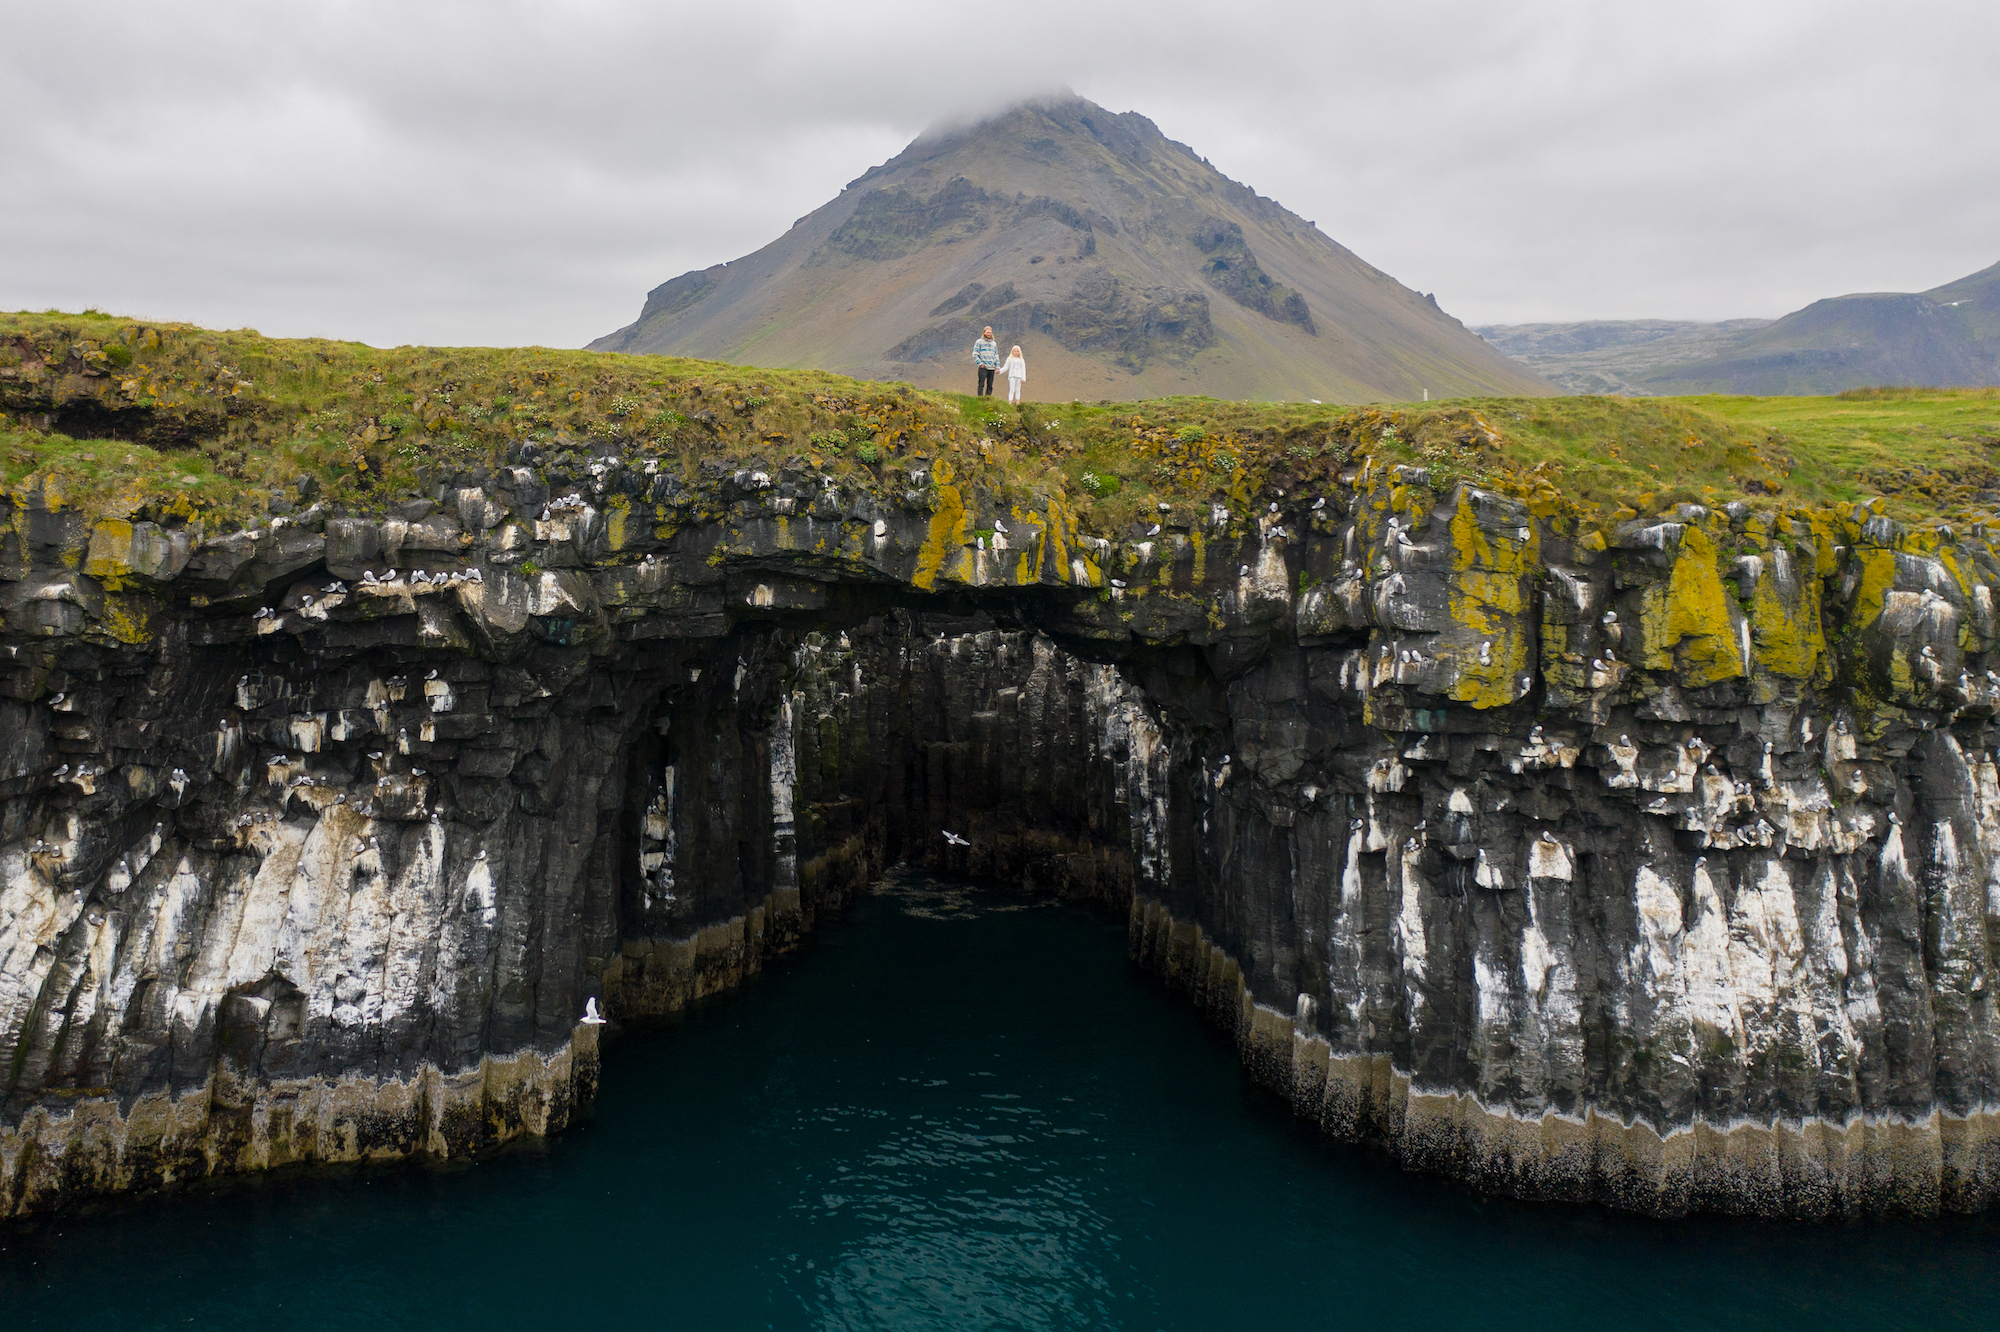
{"left": 1010, "top": 345, "right": 1022, "bottom": 356}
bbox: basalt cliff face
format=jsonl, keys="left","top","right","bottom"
{"left": 5, "top": 448, "right": 2000, "bottom": 1220}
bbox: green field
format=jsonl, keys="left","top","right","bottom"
{"left": 5, "top": 310, "right": 1996, "bottom": 534}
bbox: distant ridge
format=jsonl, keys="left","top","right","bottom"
{"left": 1479, "top": 261, "right": 2000, "bottom": 396}
{"left": 591, "top": 95, "right": 1551, "bottom": 403}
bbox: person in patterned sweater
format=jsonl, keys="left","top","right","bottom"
{"left": 972, "top": 326, "right": 999, "bottom": 396}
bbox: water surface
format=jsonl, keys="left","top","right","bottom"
{"left": 5, "top": 872, "right": 1998, "bottom": 1329}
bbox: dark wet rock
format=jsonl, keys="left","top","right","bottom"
{"left": 5, "top": 464, "right": 2000, "bottom": 1220}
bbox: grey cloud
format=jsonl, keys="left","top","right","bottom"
{"left": 4, "top": 0, "right": 1996, "bottom": 346}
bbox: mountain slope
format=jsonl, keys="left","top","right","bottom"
{"left": 1474, "top": 319, "right": 1774, "bottom": 395}
{"left": 1479, "top": 262, "right": 2000, "bottom": 397}
{"left": 1639, "top": 261, "right": 2000, "bottom": 394}
{"left": 591, "top": 96, "right": 1551, "bottom": 403}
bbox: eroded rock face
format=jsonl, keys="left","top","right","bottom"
{"left": 4, "top": 459, "right": 2000, "bottom": 1218}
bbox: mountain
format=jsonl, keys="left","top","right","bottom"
{"left": 1479, "top": 261, "right": 2000, "bottom": 396}
{"left": 590, "top": 96, "right": 1551, "bottom": 403}
{"left": 1473, "top": 319, "right": 1773, "bottom": 395}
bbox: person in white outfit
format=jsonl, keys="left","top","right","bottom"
{"left": 1002, "top": 345, "right": 1027, "bottom": 403}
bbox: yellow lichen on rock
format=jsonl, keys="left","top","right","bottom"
{"left": 1846, "top": 548, "right": 1900, "bottom": 634}
{"left": 99, "top": 594, "right": 155, "bottom": 645}
{"left": 1445, "top": 491, "right": 1535, "bottom": 708}
{"left": 1747, "top": 549, "right": 1828, "bottom": 682}
{"left": 1637, "top": 525, "right": 1746, "bottom": 686}
{"left": 911, "top": 459, "right": 968, "bottom": 591}
{"left": 603, "top": 497, "right": 633, "bottom": 553}
{"left": 84, "top": 520, "right": 138, "bottom": 587}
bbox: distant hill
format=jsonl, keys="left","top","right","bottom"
{"left": 1474, "top": 319, "right": 1773, "bottom": 395}
{"left": 591, "top": 96, "right": 1552, "bottom": 403}
{"left": 1479, "top": 261, "right": 2000, "bottom": 396}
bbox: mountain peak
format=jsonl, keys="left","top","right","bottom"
{"left": 592, "top": 101, "right": 1549, "bottom": 402}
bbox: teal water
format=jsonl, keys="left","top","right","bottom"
{"left": 4, "top": 872, "right": 1998, "bottom": 1329}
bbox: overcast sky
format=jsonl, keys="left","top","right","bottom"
{"left": 7, "top": 0, "right": 1997, "bottom": 348}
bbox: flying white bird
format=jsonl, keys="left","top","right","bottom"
{"left": 580, "top": 997, "right": 607, "bottom": 1025}
{"left": 942, "top": 830, "right": 971, "bottom": 848}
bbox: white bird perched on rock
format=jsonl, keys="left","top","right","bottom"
{"left": 942, "top": 830, "right": 971, "bottom": 848}
{"left": 411, "top": 767, "right": 427, "bottom": 776}
{"left": 993, "top": 519, "right": 1007, "bottom": 534}
{"left": 362, "top": 570, "right": 379, "bottom": 584}
{"left": 467, "top": 567, "right": 484, "bottom": 583}
{"left": 254, "top": 607, "right": 274, "bottom": 619}
{"left": 368, "top": 751, "right": 385, "bottom": 761}
{"left": 48, "top": 692, "right": 65, "bottom": 707}
{"left": 1312, "top": 497, "right": 1327, "bottom": 510}
{"left": 426, "top": 669, "right": 439, "bottom": 680}
{"left": 1148, "top": 523, "right": 1161, "bottom": 536}
{"left": 580, "top": 997, "right": 607, "bottom": 1025}
{"left": 326, "top": 582, "right": 346, "bottom": 595}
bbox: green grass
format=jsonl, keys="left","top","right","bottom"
{"left": 4, "top": 309, "right": 1997, "bottom": 538}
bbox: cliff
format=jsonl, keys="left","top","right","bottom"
{"left": 5, "top": 314, "right": 2000, "bottom": 1220}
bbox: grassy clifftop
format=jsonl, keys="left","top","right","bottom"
{"left": 4, "top": 309, "right": 1998, "bottom": 539}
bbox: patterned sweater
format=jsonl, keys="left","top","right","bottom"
{"left": 973, "top": 337, "right": 999, "bottom": 369}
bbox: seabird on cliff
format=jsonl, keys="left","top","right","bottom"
{"left": 942, "top": 830, "right": 971, "bottom": 848}
{"left": 362, "top": 570, "right": 379, "bottom": 584}
{"left": 254, "top": 607, "right": 273, "bottom": 619}
{"left": 581, "top": 997, "right": 607, "bottom": 1025}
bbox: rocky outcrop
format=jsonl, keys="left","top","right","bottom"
{"left": 5, "top": 447, "right": 2000, "bottom": 1218}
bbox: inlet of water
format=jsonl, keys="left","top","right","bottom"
{"left": 4, "top": 872, "right": 1997, "bottom": 1330}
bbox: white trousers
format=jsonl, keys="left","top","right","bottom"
{"left": 1006, "top": 377, "right": 1023, "bottom": 403}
